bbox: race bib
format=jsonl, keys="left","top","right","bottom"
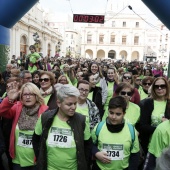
{"left": 17, "top": 132, "right": 33, "bottom": 148}
{"left": 48, "top": 127, "right": 74, "bottom": 148}
{"left": 103, "top": 144, "right": 124, "bottom": 160}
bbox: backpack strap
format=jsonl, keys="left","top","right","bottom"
{"left": 95, "top": 121, "right": 105, "bottom": 137}
{"left": 127, "top": 123, "right": 135, "bottom": 151}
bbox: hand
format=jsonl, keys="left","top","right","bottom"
{"left": 7, "top": 81, "right": 20, "bottom": 101}
{"left": 95, "top": 151, "right": 111, "bottom": 164}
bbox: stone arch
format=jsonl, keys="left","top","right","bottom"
{"left": 85, "top": 49, "right": 93, "bottom": 59}
{"left": 20, "top": 35, "right": 28, "bottom": 57}
{"left": 108, "top": 50, "right": 116, "bottom": 59}
{"left": 131, "top": 51, "right": 139, "bottom": 61}
{"left": 119, "top": 50, "right": 127, "bottom": 60}
{"left": 97, "top": 49, "right": 105, "bottom": 59}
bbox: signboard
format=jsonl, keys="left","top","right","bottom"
{"left": 73, "top": 14, "right": 105, "bottom": 24}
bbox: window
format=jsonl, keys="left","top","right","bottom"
{"left": 160, "top": 35, "right": 162, "bottom": 41}
{"left": 122, "top": 36, "right": 126, "bottom": 45}
{"left": 87, "top": 34, "right": 92, "bottom": 43}
{"left": 110, "top": 35, "right": 115, "bottom": 44}
{"left": 112, "top": 21, "right": 115, "bottom": 27}
{"left": 134, "top": 36, "right": 139, "bottom": 45}
{"left": 123, "top": 22, "right": 126, "bottom": 27}
{"left": 136, "top": 22, "right": 139, "bottom": 28}
{"left": 66, "top": 34, "right": 68, "bottom": 38}
{"left": 99, "top": 34, "right": 104, "bottom": 44}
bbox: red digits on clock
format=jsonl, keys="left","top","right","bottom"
{"left": 74, "top": 15, "right": 79, "bottom": 22}
{"left": 84, "top": 15, "right": 89, "bottom": 22}
{"left": 95, "top": 16, "right": 99, "bottom": 23}
{"left": 99, "top": 16, "right": 104, "bottom": 23}
{"left": 79, "top": 15, "right": 83, "bottom": 22}
{"left": 89, "top": 16, "right": 94, "bottom": 23}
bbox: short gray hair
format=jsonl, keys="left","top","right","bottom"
{"left": 156, "top": 147, "right": 170, "bottom": 170}
{"left": 57, "top": 84, "right": 80, "bottom": 102}
{"left": 19, "top": 70, "right": 31, "bottom": 79}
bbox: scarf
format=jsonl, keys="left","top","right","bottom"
{"left": 18, "top": 103, "right": 40, "bottom": 130}
{"left": 106, "top": 118, "right": 125, "bottom": 133}
{"left": 106, "top": 77, "right": 115, "bottom": 82}
{"left": 40, "top": 86, "right": 53, "bottom": 97}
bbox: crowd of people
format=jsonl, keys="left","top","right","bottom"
{"left": 0, "top": 44, "right": 170, "bottom": 170}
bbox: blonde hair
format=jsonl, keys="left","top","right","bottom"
{"left": 20, "top": 82, "right": 45, "bottom": 105}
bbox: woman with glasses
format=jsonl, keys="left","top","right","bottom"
{"left": 104, "top": 83, "right": 140, "bottom": 126}
{"left": 39, "top": 71, "right": 57, "bottom": 110}
{"left": 138, "top": 77, "right": 170, "bottom": 155}
{"left": 138, "top": 76, "right": 154, "bottom": 100}
{"left": 121, "top": 72, "right": 140, "bottom": 105}
{"left": 0, "top": 82, "right": 48, "bottom": 170}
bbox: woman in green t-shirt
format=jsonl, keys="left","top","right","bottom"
{"left": 139, "top": 77, "right": 170, "bottom": 155}
{"left": 0, "top": 82, "right": 48, "bottom": 170}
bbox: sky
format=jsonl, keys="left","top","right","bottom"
{"left": 39, "top": 0, "right": 158, "bottom": 24}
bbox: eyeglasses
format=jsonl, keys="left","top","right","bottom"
{"left": 143, "top": 83, "right": 152, "bottom": 86}
{"left": 154, "top": 84, "right": 166, "bottom": 89}
{"left": 39, "top": 78, "right": 50, "bottom": 82}
{"left": 120, "top": 91, "right": 132, "bottom": 96}
{"left": 22, "top": 93, "right": 35, "bottom": 98}
{"left": 78, "top": 88, "right": 89, "bottom": 94}
{"left": 123, "top": 76, "right": 132, "bottom": 79}
{"left": 136, "top": 79, "right": 141, "bottom": 81}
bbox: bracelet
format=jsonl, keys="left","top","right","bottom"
{"left": 8, "top": 98, "right": 15, "bottom": 104}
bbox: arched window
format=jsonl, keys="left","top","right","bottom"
{"left": 20, "top": 35, "right": 27, "bottom": 56}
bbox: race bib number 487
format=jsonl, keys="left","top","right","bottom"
{"left": 103, "top": 144, "right": 124, "bottom": 160}
{"left": 17, "top": 132, "right": 33, "bottom": 148}
{"left": 48, "top": 127, "right": 74, "bottom": 148}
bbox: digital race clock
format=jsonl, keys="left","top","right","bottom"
{"left": 73, "top": 14, "right": 105, "bottom": 24}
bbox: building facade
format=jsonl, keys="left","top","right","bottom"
{"left": 80, "top": 12, "right": 147, "bottom": 61}
{"left": 10, "top": 3, "right": 63, "bottom": 58}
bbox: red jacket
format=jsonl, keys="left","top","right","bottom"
{"left": 0, "top": 97, "right": 48, "bottom": 159}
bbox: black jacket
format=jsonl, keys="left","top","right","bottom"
{"left": 32, "top": 109, "right": 92, "bottom": 170}
{"left": 91, "top": 86, "right": 103, "bottom": 119}
{"left": 138, "top": 98, "right": 170, "bottom": 154}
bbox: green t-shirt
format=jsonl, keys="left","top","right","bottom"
{"left": 88, "top": 91, "right": 93, "bottom": 101}
{"left": 149, "top": 120, "right": 170, "bottom": 157}
{"left": 35, "top": 114, "right": 90, "bottom": 170}
{"left": 12, "top": 124, "right": 35, "bottom": 167}
{"left": 138, "top": 86, "right": 148, "bottom": 101}
{"left": 28, "top": 52, "right": 40, "bottom": 73}
{"left": 64, "top": 74, "right": 72, "bottom": 85}
{"left": 103, "top": 102, "right": 140, "bottom": 126}
{"left": 104, "top": 82, "right": 114, "bottom": 110}
{"left": 43, "top": 94, "right": 52, "bottom": 105}
{"left": 151, "top": 100, "right": 167, "bottom": 127}
{"left": 92, "top": 122, "right": 139, "bottom": 170}
{"left": 124, "top": 102, "right": 140, "bottom": 126}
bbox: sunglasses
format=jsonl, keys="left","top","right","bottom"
{"left": 123, "top": 76, "right": 132, "bottom": 79}
{"left": 154, "top": 84, "right": 166, "bottom": 89}
{"left": 143, "top": 83, "right": 152, "bottom": 86}
{"left": 39, "top": 78, "right": 50, "bottom": 82}
{"left": 120, "top": 91, "right": 132, "bottom": 96}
